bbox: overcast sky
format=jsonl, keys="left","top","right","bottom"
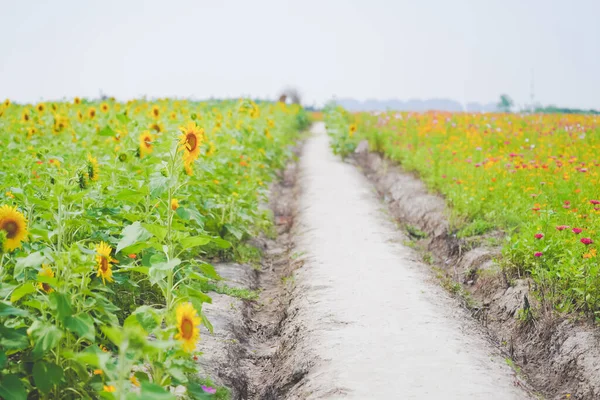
{"left": 1, "top": 0, "right": 598, "bottom": 108}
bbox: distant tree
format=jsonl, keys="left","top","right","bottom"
{"left": 497, "top": 94, "right": 514, "bottom": 113}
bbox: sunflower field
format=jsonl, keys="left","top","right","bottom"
{"left": 0, "top": 97, "right": 307, "bottom": 399}
{"left": 326, "top": 106, "right": 600, "bottom": 318}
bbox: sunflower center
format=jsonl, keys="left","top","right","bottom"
{"left": 185, "top": 133, "right": 198, "bottom": 152}
{"left": 2, "top": 220, "right": 19, "bottom": 239}
{"left": 144, "top": 137, "right": 152, "bottom": 148}
{"left": 42, "top": 283, "right": 51, "bottom": 292}
{"left": 100, "top": 257, "right": 109, "bottom": 273}
{"left": 181, "top": 317, "right": 194, "bottom": 339}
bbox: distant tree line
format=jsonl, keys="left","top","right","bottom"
{"left": 497, "top": 94, "right": 599, "bottom": 115}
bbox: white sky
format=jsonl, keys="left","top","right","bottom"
{"left": 1, "top": 0, "right": 599, "bottom": 108}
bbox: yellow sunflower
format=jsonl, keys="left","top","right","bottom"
{"left": 0, "top": 205, "right": 28, "bottom": 252}
{"left": 100, "top": 103, "right": 109, "bottom": 112}
{"left": 88, "top": 107, "right": 96, "bottom": 119}
{"left": 178, "top": 122, "right": 204, "bottom": 166}
{"left": 74, "top": 97, "right": 81, "bottom": 105}
{"left": 21, "top": 109, "right": 31, "bottom": 123}
{"left": 95, "top": 241, "right": 115, "bottom": 284}
{"left": 38, "top": 265, "right": 54, "bottom": 293}
{"left": 151, "top": 105, "right": 160, "bottom": 119}
{"left": 171, "top": 198, "right": 179, "bottom": 211}
{"left": 87, "top": 154, "right": 99, "bottom": 181}
{"left": 139, "top": 131, "right": 154, "bottom": 158}
{"left": 349, "top": 123, "right": 357, "bottom": 137}
{"left": 175, "top": 302, "right": 201, "bottom": 352}
{"left": 3, "top": 99, "right": 10, "bottom": 107}
{"left": 149, "top": 122, "right": 164, "bottom": 133}
{"left": 36, "top": 103, "right": 45, "bottom": 113}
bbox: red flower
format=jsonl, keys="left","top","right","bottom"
{"left": 581, "top": 238, "right": 593, "bottom": 245}
{"left": 534, "top": 252, "right": 543, "bottom": 257}
{"left": 534, "top": 233, "right": 544, "bottom": 239}
{"left": 556, "top": 225, "right": 570, "bottom": 231}
{"left": 590, "top": 200, "right": 600, "bottom": 205}
{"left": 573, "top": 228, "right": 583, "bottom": 234}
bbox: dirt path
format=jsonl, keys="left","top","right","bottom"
{"left": 287, "top": 122, "right": 532, "bottom": 399}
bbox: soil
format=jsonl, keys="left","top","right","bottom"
{"left": 352, "top": 139, "right": 600, "bottom": 400}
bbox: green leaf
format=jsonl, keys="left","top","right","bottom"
{"left": 33, "top": 361, "right": 64, "bottom": 394}
{"left": 10, "top": 282, "right": 36, "bottom": 302}
{"left": 98, "top": 125, "right": 116, "bottom": 137}
{"left": 133, "top": 306, "right": 160, "bottom": 332}
{"left": 224, "top": 224, "right": 243, "bottom": 240}
{"left": 14, "top": 251, "right": 51, "bottom": 279}
{"left": 149, "top": 258, "right": 181, "bottom": 285}
{"left": 149, "top": 174, "right": 169, "bottom": 198}
{"left": 0, "top": 301, "right": 28, "bottom": 317}
{"left": 180, "top": 236, "right": 211, "bottom": 250}
{"left": 0, "top": 326, "right": 29, "bottom": 350}
{"left": 212, "top": 237, "right": 231, "bottom": 249}
{"left": 141, "top": 382, "right": 176, "bottom": 400}
{"left": 116, "top": 113, "right": 130, "bottom": 124}
{"left": 115, "top": 189, "right": 146, "bottom": 204}
{"left": 185, "top": 287, "right": 212, "bottom": 305}
{"left": 198, "top": 263, "right": 220, "bottom": 280}
{"left": 116, "top": 221, "right": 152, "bottom": 254}
{"left": 65, "top": 314, "right": 95, "bottom": 341}
{"left": 50, "top": 292, "right": 73, "bottom": 322}
{"left": 102, "top": 326, "right": 123, "bottom": 346}
{"left": 143, "top": 223, "right": 168, "bottom": 241}
{"left": 0, "top": 374, "right": 27, "bottom": 400}
{"left": 0, "top": 351, "right": 6, "bottom": 369}
{"left": 64, "top": 346, "right": 110, "bottom": 369}
{"left": 200, "top": 308, "right": 214, "bottom": 334}
{"left": 32, "top": 325, "right": 63, "bottom": 358}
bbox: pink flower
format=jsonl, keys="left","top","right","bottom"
{"left": 581, "top": 238, "right": 593, "bottom": 245}
{"left": 590, "top": 200, "right": 600, "bottom": 205}
{"left": 202, "top": 386, "right": 217, "bottom": 395}
{"left": 534, "top": 233, "right": 544, "bottom": 239}
{"left": 556, "top": 225, "right": 570, "bottom": 231}
{"left": 572, "top": 228, "right": 583, "bottom": 234}
{"left": 534, "top": 252, "right": 543, "bottom": 257}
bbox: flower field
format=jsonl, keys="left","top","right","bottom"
{"left": 326, "top": 106, "right": 600, "bottom": 317}
{"left": 0, "top": 97, "right": 307, "bottom": 399}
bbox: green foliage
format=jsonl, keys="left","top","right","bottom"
{"left": 0, "top": 99, "right": 305, "bottom": 398}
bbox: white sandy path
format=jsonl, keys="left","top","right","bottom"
{"left": 290, "top": 122, "right": 531, "bottom": 399}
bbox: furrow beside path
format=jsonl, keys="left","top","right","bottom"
{"left": 289, "top": 122, "right": 531, "bottom": 399}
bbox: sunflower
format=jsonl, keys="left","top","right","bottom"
{"left": 38, "top": 265, "right": 54, "bottom": 293}
{"left": 171, "top": 198, "right": 179, "bottom": 211}
{"left": 95, "top": 241, "right": 115, "bottom": 284}
{"left": 21, "top": 109, "right": 31, "bottom": 123}
{"left": 175, "top": 302, "right": 201, "bottom": 352}
{"left": 53, "top": 114, "right": 69, "bottom": 133}
{"left": 349, "top": 123, "right": 357, "bottom": 137}
{"left": 36, "top": 103, "right": 45, "bottom": 113}
{"left": 179, "top": 122, "right": 204, "bottom": 167}
{"left": 100, "top": 103, "right": 109, "bottom": 113}
{"left": 74, "top": 97, "right": 81, "bottom": 105}
{"left": 3, "top": 99, "right": 9, "bottom": 107}
{"left": 87, "top": 154, "right": 99, "bottom": 181}
{"left": 77, "top": 110, "right": 84, "bottom": 121}
{"left": 0, "top": 205, "right": 28, "bottom": 251}
{"left": 139, "top": 131, "right": 154, "bottom": 158}
{"left": 151, "top": 105, "right": 160, "bottom": 119}
{"left": 149, "top": 122, "right": 164, "bottom": 133}
{"left": 88, "top": 107, "right": 96, "bottom": 119}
